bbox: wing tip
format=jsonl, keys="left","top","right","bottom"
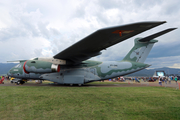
{"left": 168, "top": 28, "right": 178, "bottom": 30}
{"left": 155, "top": 21, "right": 166, "bottom": 25}
{"left": 161, "top": 21, "right": 167, "bottom": 23}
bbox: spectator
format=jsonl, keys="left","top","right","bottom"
{"left": 168, "top": 76, "right": 171, "bottom": 84}
{"left": 151, "top": 77, "right": 154, "bottom": 82}
{"left": 171, "top": 76, "right": 173, "bottom": 80}
{"left": 135, "top": 77, "right": 139, "bottom": 83}
{"left": 165, "top": 77, "right": 168, "bottom": 84}
{"left": 158, "top": 76, "right": 162, "bottom": 86}
{"left": 175, "top": 76, "right": 178, "bottom": 85}
{"left": 162, "top": 77, "right": 164, "bottom": 82}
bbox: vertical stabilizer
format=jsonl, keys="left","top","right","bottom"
{"left": 123, "top": 38, "right": 157, "bottom": 63}
{"left": 122, "top": 28, "right": 176, "bottom": 63}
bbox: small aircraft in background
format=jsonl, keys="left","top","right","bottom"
{"left": 7, "top": 21, "right": 176, "bottom": 86}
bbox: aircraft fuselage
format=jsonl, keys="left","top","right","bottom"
{"left": 7, "top": 60, "right": 149, "bottom": 84}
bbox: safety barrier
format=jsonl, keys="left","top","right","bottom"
{"left": 127, "top": 80, "right": 133, "bottom": 84}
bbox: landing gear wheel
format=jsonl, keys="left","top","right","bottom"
{"left": 20, "top": 81, "right": 25, "bottom": 84}
{"left": 70, "top": 84, "right": 73, "bottom": 86}
{"left": 78, "top": 84, "right": 82, "bottom": 87}
{"left": 2, "top": 82, "right": 4, "bottom": 84}
{"left": 17, "top": 81, "right": 20, "bottom": 85}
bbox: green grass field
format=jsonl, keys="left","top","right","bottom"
{"left": 0, "top": 85, "right": 180, "bottom": 120}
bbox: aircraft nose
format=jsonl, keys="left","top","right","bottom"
{"left": 7, "top": 71, "right": 10, "bottom": 76}
{"left": 7, "top": 69, "right": 12, "bottom": 76}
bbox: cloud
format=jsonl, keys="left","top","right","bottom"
{"left": 168, "top": 63, "right": 180, "bottom": 69}
{"left": 146, "top": 55, "right": 180, "bottom": 68}
{"left": 148, "top": 41, "right": 180, "bottom": 58}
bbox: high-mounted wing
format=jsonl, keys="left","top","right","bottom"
{"left": 54, "top": 21, "right": 166, "bottom": 64}
{"left": 7, "top": 60, "right": 27, "bottom": 63}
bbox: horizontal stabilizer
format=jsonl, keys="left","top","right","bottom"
{"left": 139, "top": 28, "right": 177, "bottom": 42}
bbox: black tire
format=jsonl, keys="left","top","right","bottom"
{"left": 20, "top": 81, "right": 25, "bottom": 84}
{"left": 17, "top": 81, "right": 20, "bottom": 85}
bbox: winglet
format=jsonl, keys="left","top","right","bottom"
{"left": 139, "top": 28, "right": 177, "bottom": 42}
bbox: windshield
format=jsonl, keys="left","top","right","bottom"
{"left": 14, "top": 64, "right": 22, "bottom": 68}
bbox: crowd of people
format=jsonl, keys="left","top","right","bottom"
{"left": 158, "top": 76, "right": 178, "bottom": 86}
{"left": 109, "top": 76, "right": 125, "bottom": 82}
{"left": 110, "top": 76, "right": 179, "bottom": 86}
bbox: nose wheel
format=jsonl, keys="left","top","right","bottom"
{"left": 16, "top": 81, "right": 25, "bottom": 85}
{"left": 17, "top": 81, "right": 20, "bottom": 85}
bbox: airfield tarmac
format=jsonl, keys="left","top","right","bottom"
{"left": 1, "top": 80, "right": 179, "bottom": 88}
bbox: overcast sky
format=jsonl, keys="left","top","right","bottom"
{"left": 0, "top": 0, "right": 180, "bottom": 68}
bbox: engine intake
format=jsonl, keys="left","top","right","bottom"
{"left": 51, "top": 64, "right": 60, "bottom": 72}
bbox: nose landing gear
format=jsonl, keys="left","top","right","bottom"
{"left": 11, "top": 79, "right": 26, "bottom": 85}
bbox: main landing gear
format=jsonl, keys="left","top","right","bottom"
{"left": 11, "top": 79, "right": 26, "bottom": 85}
{"left": 69, "top": 84, "right": 83, "bottom": 87}
{"left": 16, "top": 80, "right": 25, "bottom": 85}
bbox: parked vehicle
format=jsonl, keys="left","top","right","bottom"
{"left": 0, "top": 76, "right": 5, "bottom": 84}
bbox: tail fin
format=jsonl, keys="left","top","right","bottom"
{"left": 123, "top": 28, "right": 177, "bottom": 63}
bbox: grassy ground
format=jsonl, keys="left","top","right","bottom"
{"left": 0, "top": 86, "right": 180, "bottom": 120}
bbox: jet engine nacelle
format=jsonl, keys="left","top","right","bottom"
{"left": 23, "top": 60, "right": 60, "bottom": 73}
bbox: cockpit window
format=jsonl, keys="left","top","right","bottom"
{"left": 14, "top": 64, "right": 19, "bottom": 68}
{"left": 14, "top": 64, "right": 21, "bottom": 68}
{"left": 30, "top": 57, "right": 38, "bottom": 60}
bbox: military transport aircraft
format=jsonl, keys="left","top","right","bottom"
{"left": 7, "top": 21, "right": 176, "bottom": 86}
